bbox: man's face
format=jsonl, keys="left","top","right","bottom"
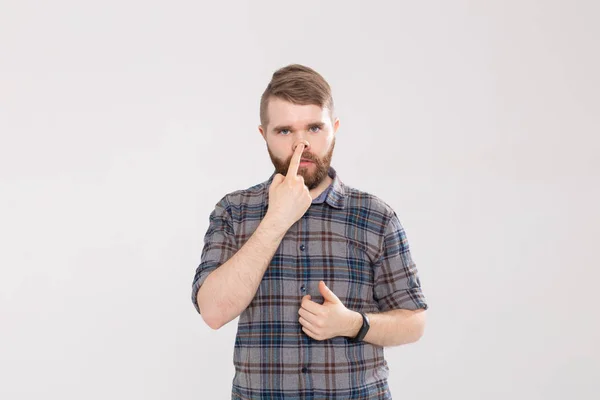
{"left": 259, "top": 97, "right": 339, "bottom": 190}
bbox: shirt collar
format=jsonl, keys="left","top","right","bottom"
{"left": 264, "top": 165, "right": 347, "bottom": 209}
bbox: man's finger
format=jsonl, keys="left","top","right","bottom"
{"left": 298, "top": 306, "right": 318, "bottom": 323}
{"left": 301, "top": 326, "right": 321, "bottom": 340}
{"left": 301, "top": 297, "right": 322, "bottom": 315}
{"left": 286, "top": 143, "right": 305, "bottom": 179}
{"left": 298, "top": 316, "right": 318, "bottom": 332}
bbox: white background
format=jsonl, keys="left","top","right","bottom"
{"left": 1, "top": 1, "right": 598, "bottom": 399}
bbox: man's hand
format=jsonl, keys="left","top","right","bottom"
{"left": 298, "top": 281, "right": 360, "bottom": 341}
{"left": 265, "top": 142, "right": 313, "bottom": 231}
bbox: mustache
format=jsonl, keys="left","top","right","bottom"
{"left": 294, "top": 154, "right": 316, "bottom": 162}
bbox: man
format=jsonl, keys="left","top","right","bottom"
{"left": 192, "top": 64, "right": 428, "bottom": 399}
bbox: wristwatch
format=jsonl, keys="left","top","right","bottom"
{"left": 349, "top": 311, "right": 370, "bottom": 342}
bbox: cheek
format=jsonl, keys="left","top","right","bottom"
{"left": 314, "top": 137, "right": 333, "bottom": 155}
{"left": 267, "top": 140, "right": 285, "bottom": 155}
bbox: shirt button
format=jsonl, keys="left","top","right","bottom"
{"left": 299, "top": 244, "right": 305, "bottom": 251}
{"left": 301, "top": 367, "right": 308, "bottom": 373}
{"left": 300, "top": 285, "right": 306, "bottom": 293}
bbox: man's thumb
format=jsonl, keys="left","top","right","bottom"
{"left": 319, "top": 281, "right": 338, "bottom": 302}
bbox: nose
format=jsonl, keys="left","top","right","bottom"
{"left": 294, "top": 140, "right": 310, "bottom": 152}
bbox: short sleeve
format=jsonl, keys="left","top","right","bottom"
{"left": 191, "top": 196, "right": 238, "bottom": 314}
{"left": 372, "top": 211, "right": 428, "bottom": 312}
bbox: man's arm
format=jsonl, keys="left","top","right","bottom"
{"left": 196, "top": 142, "right": 321, "bottom": 329}
{"left": 197, "top": 215, "right": 286, "bottom": 330}
{"left": 343, "top": 308, "right": 427, "bottom": 347}
{"left": 361, "top": 208, "right": 428, "bottom": 346}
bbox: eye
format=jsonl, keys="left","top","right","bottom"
{"left": 309, "top": 125, "right": 321, "bottom": 133}
{"left": 279, "top": 129, "right": 291, "bottom": 135}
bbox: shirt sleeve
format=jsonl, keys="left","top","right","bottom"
{"left": 191, "top": 196, "right": 238, "bottom": 314}
{"left": 372, "top": 210, "right": 428, "bottom": 312}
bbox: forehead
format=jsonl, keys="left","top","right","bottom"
{"left": 266, "top": 97, "right": 330, "bottom": 129}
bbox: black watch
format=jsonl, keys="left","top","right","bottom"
{"left": 349, "top": 311, "right": 370, "bottom": 342}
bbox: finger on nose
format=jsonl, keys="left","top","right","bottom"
{"left": 294, "top": 140, "right": 309, "bottom": 151}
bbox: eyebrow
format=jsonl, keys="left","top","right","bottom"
{"left": 272, "top": 122, "right": 325, "bottom": 132}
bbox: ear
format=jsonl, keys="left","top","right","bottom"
{"left": 333, "top": 118, "right": 340, "bottom": 135}
{"left": 258, "top": 125, "right": 266, "bottom": 140}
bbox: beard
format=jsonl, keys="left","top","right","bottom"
{"left": 267, "top": 137, "right": 336, "bottom": 190}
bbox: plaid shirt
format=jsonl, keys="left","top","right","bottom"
{"left": 192, "top": 166, "right": 428, "bottom": 399}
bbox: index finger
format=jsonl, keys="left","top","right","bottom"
{"left": 286, "top": 143, "right": 305, "bottom": 179}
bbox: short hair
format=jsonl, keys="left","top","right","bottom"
{"left": 260, "top": 64, "right": 335, "bottom": 128}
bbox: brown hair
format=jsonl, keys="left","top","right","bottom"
{"left": 260, "top": 64, "right": 335, "bottom": 128}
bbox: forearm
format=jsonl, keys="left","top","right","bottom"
{"left": 197, "top": 215, "right": 287, "bottom": 329}
{"left": 344, "top": 308, "right": 427, "bottom": 347}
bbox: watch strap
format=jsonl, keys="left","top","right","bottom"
{"left": 350, "top": 311, "right": 370, "bottom": 342}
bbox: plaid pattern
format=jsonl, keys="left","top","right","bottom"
{"left": 192, "top": 166, "right": 428, "bottom": 399}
